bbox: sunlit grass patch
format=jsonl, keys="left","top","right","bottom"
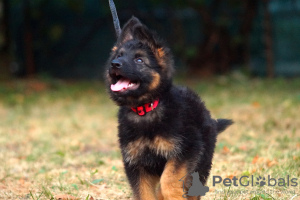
{"left": 0, "top": 76, "right": 299, "bottom": 199}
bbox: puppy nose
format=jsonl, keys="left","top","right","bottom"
{"left": 111, "top": 59, "right": 122, "bottom": 68}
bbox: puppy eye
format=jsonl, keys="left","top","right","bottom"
{"left": 135, "top": 58, "right": 144, "bottom": 64}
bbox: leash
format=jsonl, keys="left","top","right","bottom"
{"left": 108, "top": 0, "right": 121, "bottom": 38}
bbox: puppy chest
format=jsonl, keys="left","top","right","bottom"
{"left": 123, "top": 136, "right": 180, "bottom": 165}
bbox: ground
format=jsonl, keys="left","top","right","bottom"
{"left": 0, "top": 74, "right": 299, "bottom": 200}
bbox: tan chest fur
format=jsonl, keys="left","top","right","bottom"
{"left": 124, "top": 135, "right": 180, "bottom": 165}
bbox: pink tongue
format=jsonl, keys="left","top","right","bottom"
{"left": 111, "top": 78, "right": 130, "bottom": 91}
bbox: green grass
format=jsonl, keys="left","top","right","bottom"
{"left": 0, "top": 74, "right": 299, "bottom": 200}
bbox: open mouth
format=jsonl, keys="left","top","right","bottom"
{"left": 110, "top": 75, "right": 140, "bottom": 92}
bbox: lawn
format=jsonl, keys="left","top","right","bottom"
{"left": 0, "top": 74, "right": 299, "bottom": 200}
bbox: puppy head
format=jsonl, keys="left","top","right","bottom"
{"left": 106, "top": 17, "right": 174, "bottom": 106}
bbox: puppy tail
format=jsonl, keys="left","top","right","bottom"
{"left": 216, "top": 119, "right": 233, "bottom": 134}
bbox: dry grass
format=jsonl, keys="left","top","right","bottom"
{"left": 0, "top": 74, "right": 299, "bottom": 200}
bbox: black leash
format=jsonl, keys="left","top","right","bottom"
{"left": 108, "top": 0, "right": 121, "bottom": 38}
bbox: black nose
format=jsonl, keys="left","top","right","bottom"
{"left": 111, "top": 59, "right": 122, "bottom": 68}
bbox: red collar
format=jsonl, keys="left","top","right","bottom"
{"left": 131, "top": 99, "right": 159, "bottom": 116}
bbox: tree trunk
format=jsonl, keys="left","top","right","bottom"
{"left": 186, "top": 0, "right": 232, "bottom": 76}
{"left": 23, "top": 0, "right": 35, "bottom": 76}
{"left": 262, "top": 0, "right": 274, "bottom": 78}
{"left": 239, "top": 0, "right": 258, "bottom": 71}
{"left": 1, "top": 0, "right": 10, "bottom": 52}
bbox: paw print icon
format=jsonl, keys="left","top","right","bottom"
{"left": 256, "top": 176, "right": 266, "bottom": 186}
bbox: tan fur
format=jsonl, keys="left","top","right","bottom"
{"left": 154, "top": 47, "right": 174, "bottom": 78}
{"left": 121, "top": 32, "right": 133, "bottom": 44}
{"left": 160, "top": 160, "right": 187, "bottom": 200}
{"left": 155, "top": 48, "right": 167, "bottom": 69}
{"left": 157, "top": 48, "right": 165, "bottom": 58}
{"left": 112, "top": 46, "right": 118, "bottom": 51}
{"left": 125, "top": 138, "right": 145, "bottom": 164}
{"left": 149, "top": 136, "right": 176, "bottom": 158}
{"left": 125, "top": 136, "right": 178, "bottom": 165}
{"left": 149, "top": 72, "right": 161, "bottom": 90}
{"left": 138, "top": 173, "right": 159, "bottom": 200}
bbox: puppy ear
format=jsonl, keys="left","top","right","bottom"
{"left": 117, "top": 16, "right": 141, "bottom": 45}
{"left": 117, "top": 16, "right": 160, "bottom": 49}
{"left": 132, "top": 25, "right": 160, "bottom": 49}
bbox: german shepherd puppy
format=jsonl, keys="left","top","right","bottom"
{"left": 105, "top": 17, "right": 232, "bottom": 200}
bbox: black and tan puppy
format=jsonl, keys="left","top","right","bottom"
{"left": 105, "top": 17, "right": 232, "bottom": 200}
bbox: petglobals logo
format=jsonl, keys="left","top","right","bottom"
{"left": 212, "top": 175, "right": 298, "bottom": 187}
{"left": 180, "top": 172, "right": 210, "bottom": 198}
{"left": 179, "top": 173, "right": 298, "bottom": 198}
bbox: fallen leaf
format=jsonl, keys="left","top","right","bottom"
{"left": 252, "top": 155, "right": 259, "bottom": 164}
{"left": 84, "top": 195, "right": 95, "bottom": 200}
{"left": 227, "top": 174, "right": 235, "bottom": 179}
{"left": 89, "top": 185, "right": 98, "bottom": 189}
{"left": 239, "top": 145, "right": 247, "bottom": 151}
{"left": 0, "top": 184, "right": 7, "bottom": 190}
{"left": 222, "top": 146, "right": 230, "bottom": 154}
{"left": 54, "top": 194, "right": 79, "bottom": 200}
{"left": 19, "top": 179, "right": 24, "bottom": 185}
{"left": 27, "top": 81, "right": 48, "bottom": 92}
{"left": 89, "top": 196, "right": 95, "bottom": 200}
{"left": 252, "top": 101, "right": 260, "bottom": 108}
{"left": 266, "top": 159, "right": 277, "bottom": 167}
{"left": 252, "top": 155, "right": 266, "bottom": 164}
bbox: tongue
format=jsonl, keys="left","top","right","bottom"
{"left": 111, "top": 78, "right": 130, "bottom": 91}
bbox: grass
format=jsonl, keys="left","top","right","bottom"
{"left": 0, "top": 73, "right": 299, "bottom": 200}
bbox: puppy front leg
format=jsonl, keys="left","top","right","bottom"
{"left": 160, "top": 160, "right": 187, "bottom": 200}
{"left": 160, "top": 160, "right": 199, "bottom": 200}
{"left": 125, "top": 164, "right": 159, "bottom": 200}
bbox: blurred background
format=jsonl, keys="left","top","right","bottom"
{"left": 0, "top": 0, "right": 300, "bottom": 79}
{"left": 0, "top": 1, "right": 300, "bottom": 199}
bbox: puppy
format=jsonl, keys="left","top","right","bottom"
{"left": 105, "top": 16, "right": 232, "bottom": 200}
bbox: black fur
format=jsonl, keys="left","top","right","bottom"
{"left": 105, "top": 17, "right": 232, "bottom": 200}
{"left": 217, "top": 119, "right": 233, "bottom": 134}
